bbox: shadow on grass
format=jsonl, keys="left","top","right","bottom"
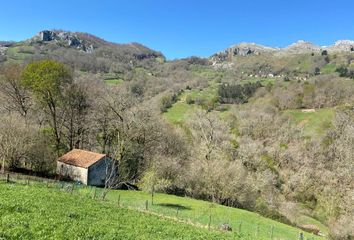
{"left": 156, "top": 203, "right": 191, "bottom": 210}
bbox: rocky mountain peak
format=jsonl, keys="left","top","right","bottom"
{"left": 31, "top": 30, "right": 95, "bottom": 53}
{"left": 331, "top": 40, "right": 354, "bottom": 51}
{"left": 285, "top": 40, "right": 321, "bottom": 52}
{"left": 210, "top": 42, "right": 277, "bottom": 65}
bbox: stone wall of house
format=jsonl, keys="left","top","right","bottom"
{"left": 57, "top": 162, "right": 88, "bottom": 185}
{"left": 87, "top": 157, "right": 111, "bottom": 187}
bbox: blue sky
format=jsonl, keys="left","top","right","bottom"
{"left": 1, "top": 0, "right": 353, "bottom": 59}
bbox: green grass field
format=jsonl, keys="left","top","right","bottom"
{"left": 87, "top": 188, "right": 322, "bottom": 240}
{"left": 284, "top": 108, "right": 334, "bottom": 137}
{"left": 0, "top": 182, "right": 234, "bottom": 240}
{"left": 163, "top": 82, "right": 219, "bottom": 124}
{"left": 163, "top": 102, "right": 197, "bottom": 123}
{"left": 321, "top": 64, "right": 337, "bottom": 74}
{"left": 0, "top": 179, "right": 323, "bottom": 240}
{"left": 5, "top": 46, "right": 35, "bottom": 62}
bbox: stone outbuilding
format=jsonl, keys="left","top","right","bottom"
{"left": 57, "top": 149, "right": 113, "bottom": 186}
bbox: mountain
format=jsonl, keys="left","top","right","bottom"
{"left": 329, "top": 40, "right": 354, "bottom": 51}
{"left": 211, "top": 40, "right": 354, "bottom": 65}
{"left": 283, "top": 40, "right": 321, "bottom": 53}
{"left": 210, "top": 43, "right": 277, "bottom": 64}
{"left": 1, "top": 30, "right": 165, "bottom": 73}
{"left": 28, "top": 30, "right": 163, "bottom": 58}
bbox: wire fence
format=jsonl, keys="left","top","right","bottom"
{"left": 0, "top": 172, "right": 320, "bottom": 240}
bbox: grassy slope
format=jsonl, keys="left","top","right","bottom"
{"left": 5, "top": 46, "right": 34, "bottom": 63}
{"left": 163, "top": 81, "right": 218, "bottom": 124}
{"left": 321, "top": 64, "right": 337, "bottom": 74}
{"left": 164, "top": 101, "right": 197, "bottom": 123}
{"left": 79, "top": 187, "right": 323, "bottom": 240}
{"left": 0, "top": 181, "right": 323, "bottom": 240}
{"left": 0, "top": 182, "right": 233, "bottom": 240}
{"left": 284, "top": 108, "right": 334, "bottom": 137}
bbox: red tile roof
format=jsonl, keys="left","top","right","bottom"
{"left": 57, "top": 149, "right": 106, "bottom": 168}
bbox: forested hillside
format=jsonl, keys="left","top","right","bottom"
{"left": 0, "top": 30, "right": 353, "bottom": 239}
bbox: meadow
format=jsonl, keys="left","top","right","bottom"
{"left": 284, "top": 108, "right": 334, "bottom": 137}
{"left": 0, "top": 182, "right": 234, "bottom": 240}
{"left": 0, "top": 175, "right": 323, "bottom": 240}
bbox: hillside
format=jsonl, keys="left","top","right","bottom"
{"left": 0, "top": 179, "right": 322, "bottom": 240}
{"left": 1, "top": 30, "right": 165, "bottom": 73}
{"left": 0, "top": 30, "right": 353, "bottom": 239}
{"left": 0, "top": 182, "right": 231, "bottom": 240}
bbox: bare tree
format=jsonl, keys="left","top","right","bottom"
{"left": 0, "top": 115, "right": 33, "bottom": 172}
{"left": 0, "top": 64, "right": 31, "bottom": 118}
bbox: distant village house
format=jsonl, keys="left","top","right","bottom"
{"left": 57, "top": 149, "right": 113, "bottom": 186}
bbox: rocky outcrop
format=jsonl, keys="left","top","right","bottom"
{"left": 0, "top": 41, "right": 15, "bottom": 55}
{"left": 0, "top": 47, "right": 7, "bottom": 56}
{"left": 283, "top": 40, "right": 321, "bottom": 53}
{"left": 211, "top": 39, "right": 354, "bottom": 64}
{"left": 329, "top": 40, "right": 354, "bottom": 52}
{"left": 33, "top": 30, "right": 95, "bottom": 53}
{"left": 38, "top": 30, "right": 57, "bottom": 41}
{"left": 211, "top": 43, "right": 277, "bottom": 65}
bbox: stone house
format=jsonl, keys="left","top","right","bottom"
{"left": 57, "top": 149, "right": 113, "bottom": 186}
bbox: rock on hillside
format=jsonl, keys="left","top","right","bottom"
{"left": 28, "top": 30, "right": 164, "bottom": 60}
{"left": 329, "top": 40, "right": 354, "bottom": 52}
{"left": 0, "top": 41, "right": 14, "bottom": 56}
{"left": 283, "top": 40, "right": 321, "bottom": 53}
{"left": 31, "top": 30, "right": 95, "bottom": 53}
{"left": 0, "top": 30, "right": 165, "bottom": 71}
{"left": 211, "top": 39, "right": 354, "bottom": 64}
{"left": 211, "top": 43, "right": 277, "bottom": 65}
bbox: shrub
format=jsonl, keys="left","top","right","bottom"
{"left": 185, "top": 95, "right": 195, "bottom": 104}
{"left": 218, "top": 82, "right": 262, "bottom": 104}
{"left": 160, "top": 93, "right": 178, "bottom": 112}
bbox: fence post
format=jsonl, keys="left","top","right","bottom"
{"left": 102, "top": 190, "right": 108, "bottom": 201}
{"left": 117, "top": 194, "right": 121, "bottom": 207}
{"left": 145, "top": 200, "right": 148, "bottom": 211}
{"left": 208, "top": 214, "right": 212, "bottom": 231}
{"left": 151, "top": 185, "right": 154, "bottom": 205}
{"left": 6, "top": 173, "right": 9, "bottom": 183}
{"left": 176, "top": 207, "right": 179, "bottom": 218}
{"left": 239, "top": 221, "right": 243, "bottom": 234}
{"left": 270, "top": 225, "right": 274, "bottom": 240}
{"left": 93, "top": 187, "right": 97, "bottom": 199}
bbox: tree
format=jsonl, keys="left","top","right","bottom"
{"left": 336, "top": 66, "right": 348, "bottom": 77}
{"left": 0, "top": 64, "right": 31, "bottom": 118}
{"left": 160, "top": 93, "right": 177, "bottom": 112}
{"left": 187, "top": 110, "right": 233, "bottom": 202}
{"left": 22, "top": 60, "right": 72, "bottom": 156}
{"left": 0, "top": 116, "right": 33, "bottom": 172}
{"left": 62, "top": 84, "right": 90, "bottom": 150}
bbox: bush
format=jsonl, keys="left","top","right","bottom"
{"left": 218, "top": 82, "right": 262, "bottom": 104}
{"left": 160, "top": 93, "right": 178, "bottom": 112}
{"left": 336, "top": 66, "right": 354, "bottom": 78}
{"left": 185, "top": 95, "right": 195, "bottom": 104}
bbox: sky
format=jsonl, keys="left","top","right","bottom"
{"left": 0, "top": 0, "right": 353, "bottom": 59}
